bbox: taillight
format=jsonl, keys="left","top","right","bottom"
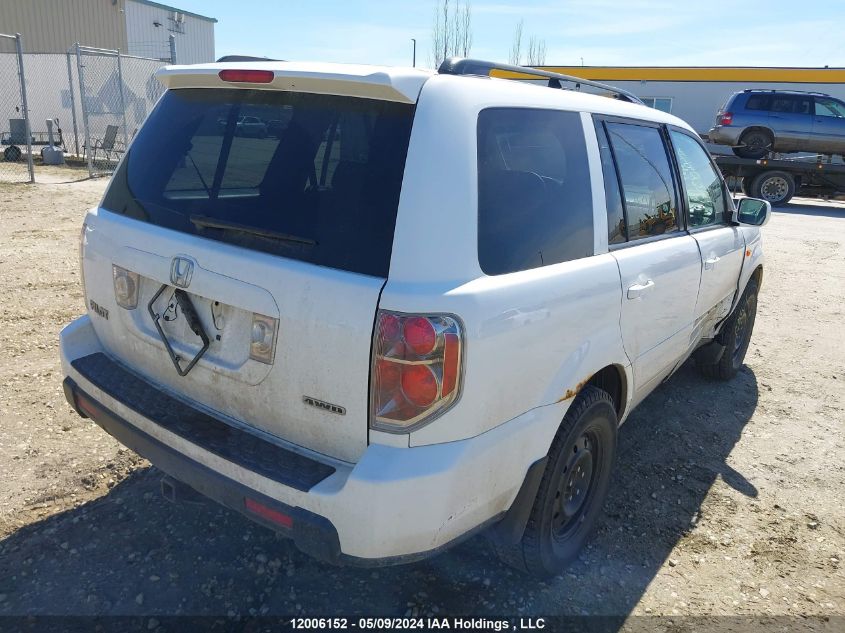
{"left": 219, "top": 69, "right": 274, "bottom": 83}
{"left": 370, "top": 311, "right": 463, "bottom": 433}
{"left": 719, "top": 111, "right": 733, "bottom": 125}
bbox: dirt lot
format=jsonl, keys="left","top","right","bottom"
{"left": 0, "top": 171, "right": 843, "bottom": 624}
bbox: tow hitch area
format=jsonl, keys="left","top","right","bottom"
{"left": 148, "top": 284, "right": 211, "bottom": 376}
{"left": 160, "top": 475, "right": 205, "bottom": 504}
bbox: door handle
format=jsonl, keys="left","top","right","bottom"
{"left": 704, "top": 256, "right": 720, "bottom": 270}
{"left": 627, "top": 279, "right": 655, "bottom": 299}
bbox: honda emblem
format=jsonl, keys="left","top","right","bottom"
{"left": 170, "top": 256, "right": 194, "bottom": 288}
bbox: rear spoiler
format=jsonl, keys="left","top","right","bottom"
{"left": 216, "top": 55, "right": 282, "bottom": 62}
{"left": 156, "top": 62, "right": 431, "bottom": 104}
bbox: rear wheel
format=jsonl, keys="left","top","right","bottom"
{"left": 493, "top": 386, "right": 617, "bottom": 577}
{"left": 749, "top": 170, "right": 795, "bottom": 205}
{"left": 698, "top": 276, "right": 759, "bottom": 381}
{"left": 733, "top": 129, "right": 773, "bottom": 159}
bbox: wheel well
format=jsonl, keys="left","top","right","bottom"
{"left": 741, "top": 126, "right": 774, "bottom": 141}
{"left": 750, "top": 265, "right": 763, "bottom": 289}
{"left": 587, "top": 365, "right": 626, "bottom": 421}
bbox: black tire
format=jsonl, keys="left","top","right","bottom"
{"left": 698, "top": 276, "right": 759, "bottom": 381}
{"left": 4, "top": 145, "right": 22, "bottom": 162}
{"left": 748, "top": 170, "right": 795, "bottom": 205}
{"left": 493, "top": 386, "right": 617, "bottom": 577}
{"left": 733, "top": 129, "right": 773, "bottom": 159}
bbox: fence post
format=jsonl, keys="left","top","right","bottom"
{"left": 76, "top": 43, "right": 93, "bottom": 178}
{"left": 14, "top": 33, "right": 34, "bottom": 183}
{"left": 66, "top": 50, "right": 80, "bottom": 157}
{"left": 116, "top": 49, "right": 129, "bottom": 150}
{"left": 169, "top": 34, "right": 177, "bottom": 64}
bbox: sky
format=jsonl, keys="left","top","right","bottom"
{"left": 173, "top": 0, "right": 845, "bottom": 69}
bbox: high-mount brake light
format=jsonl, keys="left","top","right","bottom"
{"left": 370, "top": 311, "right": 464, "bottom": 433}
{"left": 218, "top": 69, "right": 274, "bottom": 84}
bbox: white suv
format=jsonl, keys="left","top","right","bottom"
{"left": 60, "top": 58, "right": 770, "bottom": 577}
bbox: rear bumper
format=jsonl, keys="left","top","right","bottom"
{"left": 63, "top": 376, "right": 345, "bottom": 562}
{"left": 60, "top": 315, "right": 558, "bottom": 563}
{"left": 708, "top": 126, "right": 742, "bottom": 146}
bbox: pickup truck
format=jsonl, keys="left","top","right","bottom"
{"left": 60, "top": 58, "right": 771, "bottom": 577}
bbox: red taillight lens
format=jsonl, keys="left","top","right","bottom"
{"left": 370, "top": 311, "right": 463, "bottom": 432}
{"left": 401, "top": 365, "right": 438, "bottom": 407}
{"left": 219, "top": 69, "right": 274, "bottom": 83}
{"left": 403, "top": 316, "right": 436, "bottom": 356}
{"left": 719, "top": 111, "right": 733, "bottom": 125}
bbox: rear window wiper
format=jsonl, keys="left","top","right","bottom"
{"left": 189, "top": 215, "right": 317, "bottom": 246}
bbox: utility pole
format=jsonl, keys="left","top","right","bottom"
{"left": 411, "top": 38, "right": 416, "bottom": 67}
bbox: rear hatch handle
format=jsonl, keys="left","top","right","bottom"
{"left": 148, "top": 284, "right": 211, "bottom": 376}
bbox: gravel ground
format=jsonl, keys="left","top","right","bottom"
{"left": 0, "top": 172, "right": 843, "bottom": 624}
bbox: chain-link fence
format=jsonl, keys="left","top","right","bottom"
{"left": 0, "top": 33, "right": 170, "bottom": 182}
{"left": 0, "top": 33, "right": 34, "bottom": 183}
{"left": 75, "top": 45, "right": 168, "bottom": 177}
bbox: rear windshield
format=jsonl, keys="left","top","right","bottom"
{"left": 102, "top": 88, "right": 415, "bottom": 277}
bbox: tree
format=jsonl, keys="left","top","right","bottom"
{"left": 526, "top": 35, "right": 547, "bottom": 66}
{"left": 509, "top": 19, "right": 523, "bottom": 65}
{"left": 510, "top": 20, "right": 546, "bottom": 66}
{"left": 430, "top": 0, "right": 473, "bottom": 68}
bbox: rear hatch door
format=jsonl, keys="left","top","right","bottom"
{"left": 82, "top": 74, "right": 419, "bottom": 463}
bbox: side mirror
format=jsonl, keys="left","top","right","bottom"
{"left": 733, "top": 197, "right": 772, "bottom": 227}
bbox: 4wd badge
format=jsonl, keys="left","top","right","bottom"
{"left": 170, "top": 256, "right": 194, "bottom": 288}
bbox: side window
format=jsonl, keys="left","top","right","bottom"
{"left": 477, "top": 108, "right": 593, "bottom": 275}
{"left": 794, "top": 97, "right": 812, "bottom": 115}
{"left": 770, "top": 96, "right": 793, "bottom": 113}
{"left": 595, "top": 122, "right": 626, "bottom": 244}
{"left": 814, "top": 97, "right": 845, "bottom": 118}
{"left": 745, "top": 94, "right": 771, "bottom": 111}
{"left": 771, "top": 95, "right": 811, "bottom": 115}
{"left": 670, "top": 131, "right": 728, "bottom": 228}
{"left": 641, "top": 97, "right": 672, "bottom": 113}
{"left": 605, "top": 122, "right": 679, "bottom": 240}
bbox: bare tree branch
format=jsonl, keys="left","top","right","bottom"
{"left": 526, "top": 35, "right": 547, "bottom": 66}
{"left": 509, "top": 19, "right": 523, "bottom": 65}
{"left": 430, "top": 0, "right": 473, "bottom": 68}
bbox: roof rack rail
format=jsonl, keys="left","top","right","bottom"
{"left": 742, "top": 88, "right": 830, "bottom": 96}
{"left": 438, "top": 57, "right": 644, "bottom": 105}
{"left": 216, "top": 55, "right": 282, "bottom": 62}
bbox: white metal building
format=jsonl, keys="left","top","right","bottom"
{"left": 124, "top": 0, "right": 215, "bottom": 64}
{"left": 0, "top": 0, "right": 216, "bottom": 63}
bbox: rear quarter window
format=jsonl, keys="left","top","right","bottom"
{"left": 476, "top": 108, "right": 593, "bottom": 276}
{"left": 102, "top": 88, "right": 414, "bottom": 278}
{"left": 744, "top": 94, "right": 771, "bottom": 111}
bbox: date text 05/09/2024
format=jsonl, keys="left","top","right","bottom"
{"left": 290, "top": 617, "right": 547, "bottom": 630}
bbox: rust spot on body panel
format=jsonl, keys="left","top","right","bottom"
{"left": 556, "top": 375, "right": 592, "bottom": 403}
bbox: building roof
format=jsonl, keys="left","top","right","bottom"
{"left": 131, "top": 0, "right": 217, "bottom": 23}
{"left": 505, "top": 66, "right": 845, "bottom": 84}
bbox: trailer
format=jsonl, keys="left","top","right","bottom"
{"left": 715, "top": 154, "right": 845, "bottom": 205}
{"left": 1, "top": 118, "right": 64, "bottom": 162}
